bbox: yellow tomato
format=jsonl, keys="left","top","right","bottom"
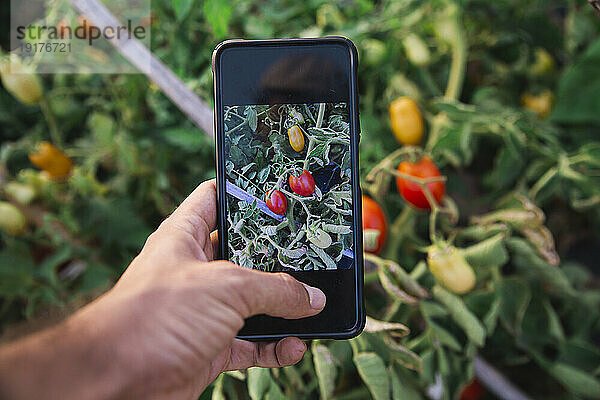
{"left": 528, "top": 48, "right": 555, "bottom": 76}
{"left": 389, "top": 97, "right": 424, "bottom": 145}
{"left": 403, "top": 34, "right": 431, "bottom": 67}
{"left": 0, "top": 56, "right": 43, "bottom": 105}
{"left": 288, "top": 125, "right": 305, "bottom": 152}
{"left": 4, "top": 182, "right": 36, "bottom": 205}
{"left": 521, "top": 90, "right": 553, "bottom": 118}
{"left": 427, "top": 245, "right": 476, "bottom": 294}
{"left": 29, "top": 142, "right": 73, "bottom": 179}
{"left": 0, "top": 202, "right": 27, "bottom": 236}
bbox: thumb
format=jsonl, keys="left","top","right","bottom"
{"left": 223, "top": 264, "right": 326, "bottom": 319}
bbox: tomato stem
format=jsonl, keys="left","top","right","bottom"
{"left": 302, "top": 103, "right": 325, "bottom": 170}
{"left": 380, "top": 167, "right": 447, "bottom": 185}
{"left": 39, "top": 95, "right": 62, "bottom": 147}
{"left": 365, "top": 147, "right": 424, "bottom": 201}
{"left": 425, "top": 9, "right": 467, "bottom": 151}
{"left": 316, "top": 102, "right": 325, "bottom": 129}
{"left": 383, "top": 206, "right": 414, "bottom": 260}
{"left": 529, "top": 166, "right": 557, "bottom": 200}
{"left": 286, "top": 198, "right": 297, "bottom": 234}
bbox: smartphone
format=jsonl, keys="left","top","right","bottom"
{"left": 212, "top": 37, "right": 364, "bottom": 340}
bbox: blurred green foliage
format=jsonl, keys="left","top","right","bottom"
{"left": 1, "top": 0, "right": 600, "bottom": 399}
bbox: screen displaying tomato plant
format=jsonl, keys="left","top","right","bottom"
{"left": 224, "top": 102, "right": 354, "bottom": 271}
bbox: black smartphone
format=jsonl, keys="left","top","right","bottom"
{"left": 212, "top": 37, "right": 364, "bottom": 340}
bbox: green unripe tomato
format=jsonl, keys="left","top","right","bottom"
{"left": 0, "top": 201, "right": 27, "bottom": 236}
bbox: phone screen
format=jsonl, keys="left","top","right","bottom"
{"left": 214, "top": 39, "right": 363, "bottom": 338}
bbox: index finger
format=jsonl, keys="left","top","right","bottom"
{"left": 168, "top": 179, "right": 218, "bottom": 233}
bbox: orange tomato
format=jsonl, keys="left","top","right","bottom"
{"left": 362, "top": 196, "right": 387, "bottom": 253}
{"left": 396, "top": 156, "right": 445, "bottom": 210}
{"left": 29, "top": 142, "right": 73, "bottom": 179}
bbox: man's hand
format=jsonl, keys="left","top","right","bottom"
{"left": 0, "top": 180, "right": 326, "bottom": 399}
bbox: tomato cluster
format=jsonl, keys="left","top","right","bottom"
{"left": 264, "top": 169, "right": 316, "bottom": 215}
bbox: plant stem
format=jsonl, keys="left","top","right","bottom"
{"left": 302, "top": 103, "right": 325, "bottom": 170}
{"left": 425, "top": 10, "right": 468, "bottom": 151}
{"left": 316, "top": 102, "right": 325, "bottom": 129}
{"left": 303, "top": 137, "right": 315, "bottom": 170}
{"left": 383, "top": 206, "right": 414, "bottom": 259}
{"left": 39, "top": 95, "right": 62, "bottom": 147}
{"left": 444, "top": 23, "right": 467, "bottom": 101}
{"left": 529, "top": 166, "right": 557, "bottom": 200}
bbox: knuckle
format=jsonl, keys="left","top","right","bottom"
{"left": 277, "top": 273, "right": 303, "bottom": 299}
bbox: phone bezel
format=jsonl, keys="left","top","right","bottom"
{"left": 212, "top": 37, "right": 364, "bottom": 340}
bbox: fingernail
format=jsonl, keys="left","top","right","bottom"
{"left": 302, "top": 284, "right": 326, "bottom": 310}
{"left": 294, "top": 341, "right": 307, "bottom": 359}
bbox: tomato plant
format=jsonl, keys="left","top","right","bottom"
{"left": 225, "top": 103, "right": 352, "bottom": 271}
{"left": 395, "top": 156, "right": 445, "bottom": 210}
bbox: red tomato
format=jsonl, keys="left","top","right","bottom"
{"left": 265, "top": 189, "right": 287, "bottom": 215}
{"left": 362, "top": 196, "right": 387, "bottom": 253}
{"left": 460, "top": 379, "right": 484, "bottom": 400}
{"left": 289, "top": 169, "right": 315, "bottom": 196}
{"left": 396, "top": 156, "right": 445, "bottom": 210}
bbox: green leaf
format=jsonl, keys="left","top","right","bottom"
{"left": 265, "top": 380, "right": 286, "bottom": 400}
{"left": 354, "top": 352, "right": 390, "bottom": 400}
{"left": 0, "top": 245, "right": 36, "bottom": 297}
{"left": 547, "top": 363, "right": 600, "bottom": 398}
{"left": 428, "top": 321, "right": 462, "bottom": 352}
{"left": 433, "top": 286, "right": 486, "bottom": 347}
{"left": 496, "top": 278, "right": 531, "bottom": 335}
{"left": 37, "top": 246, "right": 72, "bottom": 287}
{"left": 507, "top": 238, "right": 575, "bottom": 296}
{"left": 420, "top": 301, "right": 448, "bottom": 319}
{"left": 203, "top": 0, "right": 232, "bottom": 39}
{"left": 211, "top": 375, "right": 226, "bottom": 400}
{"left": 462, "top": 233, "right": 508, "bottom": 268}
{"left": 247, "top": 367, "right": 271, "bottom": 400}
{"left": 465, "top": 291, "right": 501, "bottom": 335}
{"left": 173, "top": 0, "right": 195, "bottom": 20}
{"left": 543, "top": 299, "right": 565, "bottom": 342}
{"left": 163, "top": 128, "right": 210, "bottom": 152}
{"left": 385, "top": 260, "right": 429, "bottom": 299}
{"left": 80, "top": 262, "right": 113, "bottom": 293}
{"left": 378, "top": 266, "right": 418, "bottom": 305}
{"left": 313, "top": 342, "right": 337, "bottom": 400}
{"left": 88, "top": 112, "right": 115, "bottom": 145}
{"left": 389, "top": 366, "right": 423, "bottom": 400}
{"left": 551, "top": 38, "right": 600, "bottom": 125}
{"left": 383, "top": 335, "right": 423, "bottom": 372}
